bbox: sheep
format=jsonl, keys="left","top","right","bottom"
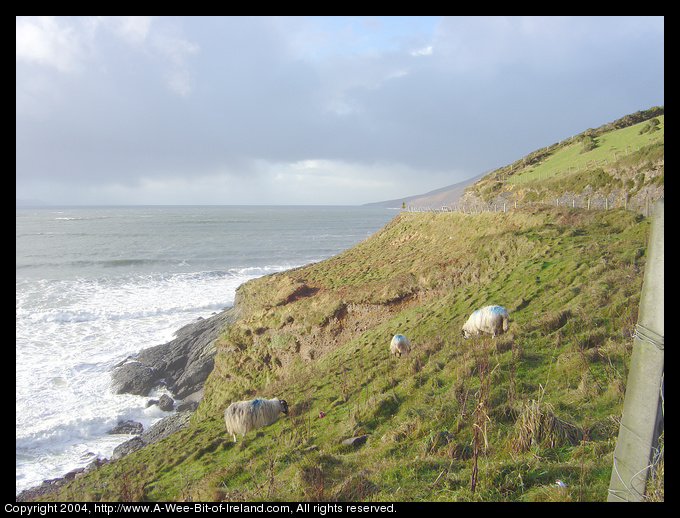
{"left": 390, "top": 334, "right": 411, "bottom": 358}
{"left": 224, "top": 397, "right": 289, "bottom": 442}
{"left": 462, "top": 305, "right": 509, "bottom": 338}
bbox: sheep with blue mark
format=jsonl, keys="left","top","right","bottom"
{"left": 462, "top": 305, "right": 509, "bottom": 338}
{"left": 390, "top": 334, "right": 411, "bottom": 358}
{"left": 224, "top": 397, "right": 288, "bottom": 442}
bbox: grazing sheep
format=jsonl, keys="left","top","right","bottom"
{"left": 462, "top": 305, "right": 509, "bottom": 338}
{"left": 224, "top": 397, "right": 289, "bottom": 442}
{"left": 390, "top": 334, "right": 411, "bottom": 357}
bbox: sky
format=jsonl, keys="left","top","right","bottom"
{"left": 16, "top": 16, "right": 664, "bottom": 206}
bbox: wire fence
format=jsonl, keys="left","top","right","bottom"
{"left": 404, "top": 193, "right": 662, "bottom": 218}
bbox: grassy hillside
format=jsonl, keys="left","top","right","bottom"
{"left": 460, "top": 107, "right": 663, "bottom": 210}
{"left": 508, "top": 115, "right": 664, "bottom": 184}
{"left": 43, "top": 204, "right": 657, "bottom": 502}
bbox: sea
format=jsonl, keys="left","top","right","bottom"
{"left": 16, "top": 205, "right": 396, "bottom": 495}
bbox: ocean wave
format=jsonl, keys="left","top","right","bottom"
{"left": 16, "top": 417, "right": 117, "bottom": 452}
{"left": 29, "top": 303, "right": 228, "bottom": 324}
{"left": 17, "top": 265, "right": 296, "bottom": 327}
{"left": 52, "top": 215, "right": 113, "bottom": 221}
{"left": 15, "top": 404, "right": 166, "bottom": 495}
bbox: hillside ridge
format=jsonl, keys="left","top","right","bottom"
{"left": 374, "top": 105, "right": 663, "bottom": 211}
{"left": 38, "top": 203, "right": 658, "bottom": 502}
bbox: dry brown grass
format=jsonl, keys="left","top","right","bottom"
{"left": 511, "top": 400, "right": 582, "bottom": 452}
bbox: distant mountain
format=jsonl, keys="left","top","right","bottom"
{"left": 362, "top": 171, "right": 487, "bottom": 209}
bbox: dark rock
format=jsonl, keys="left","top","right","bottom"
{"left": 108, "top": 420, "right": 143, "bottom": 435}
{"left": 63, "top": 467, "right": 85, "bottom": 480}
{"left": 110, "top": 361, "right": 158, "bottom": 396}
{"left": 16, "top": 478, "right": 67, "bottom": 501}
{"left": 156, "top": 394, "right": 174, "bottom": 412}
{"left": 110, "top": 306, "right": 238, "bottom": 399}
{"left": 84, "top": 457, "right": 108, "bottom": 473}
{"left": 111, "top": 436, "right": 145, "bottom": 461}
{"left": 16, "top": 457, "right": 110, "bottom": 501}
{"left": 341, "top": 434, "right": 369, "bottom": 448}
{"left": 146, "top": 394, "right": 174, "bottom": 411}
{"left": 176, "top": 400, "right": 199, "bottom": 413}
{"left": 111, "top": 411, "right": 193, "bottom": 461}
{"left": 173, "top": 356, "right": 214, "bottom": 400}
{"left": 140, "top": 410, "right": 192, "bottom": 444}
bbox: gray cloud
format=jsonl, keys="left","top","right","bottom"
{"left": 16, "top": 16, "right": 664, "bottom": 205}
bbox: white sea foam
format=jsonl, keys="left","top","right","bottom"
{"left": 15, "top": 266, "right": 283, "bottom": 493}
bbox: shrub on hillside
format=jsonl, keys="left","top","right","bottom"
{"left": 579, "top": 134, "right": 598, "bottom": 154}
{"left": 638, "top": 118, "right": 660, "bottom": 135}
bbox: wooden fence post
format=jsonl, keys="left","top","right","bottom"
{"left": 608, "top": 198, "right": 664, "bottom": 501}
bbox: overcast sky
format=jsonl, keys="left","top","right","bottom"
{"left": 16, "top": 16, "right": 664, "bottom": 206}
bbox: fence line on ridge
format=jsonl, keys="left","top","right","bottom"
{"left": 403, "top": 194, "right": 662, "bottom": 218}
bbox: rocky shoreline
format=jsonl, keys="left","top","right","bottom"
{"left": 16, "top": 306, "right": 239, "bottom": 502}
{"left": 110, "top": 305, "right": 239, "bottom": 399}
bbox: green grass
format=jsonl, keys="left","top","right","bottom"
{"left": 461, "top": 109, "right": 663, "bottom": 213}
{"left": 43, "top": 205, "right": 654, "bottom": 502}
{"left": 509, "top": 116, "right": 664, "bottom": 184}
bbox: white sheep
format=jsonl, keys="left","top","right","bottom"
{"left": 224, "top": 397, "right": 289, "bottom": 442}
{"left": 390, "top": 334, "right": 411, "bottom": 357}
{"left": 462, "top": 305, "right": 509, "bottom": 338}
